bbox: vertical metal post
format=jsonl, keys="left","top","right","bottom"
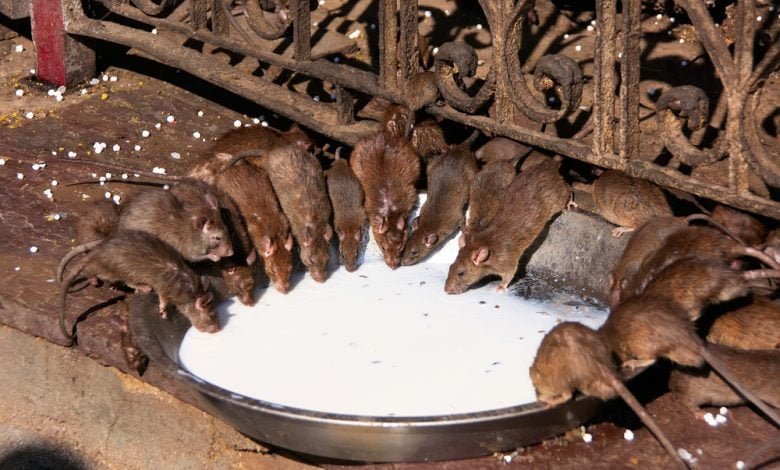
{"left": 379, "top": 0, "right": 398, "bottom": 89}
{"left": 31, "top": 0, "right": 96, "bottom": 86}
{"left": 191, "top": 0, "right": 208, "bottom": 31}
{"left": 593, "top": 0, "right": 616, "bottom": 158}
{"left": 211, "top": 0, "right": 229, "bottom": 35}
{"left": 619, "top": 0, "right": 641, "bottom": 164}
{"left": 398, "top": 0, "right": 419, "bottom": 80}
{"left": 336, "top": 86, "right": 355, "bottom": 124}
{"left": 293, "top": 0, "right": 311, "bottom": 62}
{"left": 492, "top": 0, "right": 515, "bottom": 124}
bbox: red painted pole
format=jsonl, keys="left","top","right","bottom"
{"left": 30, "top": 0, "right": 95, "bottom": 86}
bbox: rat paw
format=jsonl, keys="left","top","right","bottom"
{"left": 566, "top": 196, "right": 579, "bottom": 211}
{"left": 611, "top": 226, "right": 635, "bottom": 238}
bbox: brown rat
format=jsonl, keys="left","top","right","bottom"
{"left": 464, "top": 160, "right": 516, "bottom": 234}
{"left": 669, "top": 346, "right": 780, "bottom": 409}
{"left": 260, "top": 146, "right": 333, "bottom": 282}
{"left": 350, "top": 131, "right": 420, "bottom": 269}
{"left": 117, "top": 179, "right": 234, "bottom": 263}
{"left": 707, "top": 297, "right": 780, "bottom": 350}
{"left": 474, "top": 137, "right": 531, "bottom": 166}
{"left": 599, "top": 294, "right": 780, "bottom": 426}
{"left": 215, "top": 164, "right": 294, "bottom": 293}
{"left": 711, "top": 205, "right": 768, "bottom": 248}
{"left": 401, "top": 144, "right": 478, "bottom": 266}
{"left": 410, "top": 119, "right": 448, "bottom": 161}
{"left": 619, "top": 225, "right": 780, "bottom": 307}
{"left": 326, "top": 156, "right": 367, "bottom": 272}
{"left": 580, "top": 170, "right": 674, "bottom": 238}
{"left": 445, "top": 159, "right": 569, "bottom": 294}
{"left": 60, "top": 230, "right": 219, "bottom": 344}
{"left": 75, "top": 199, "right": 120, "bottom": 243}
{"left": 531, "top": 322, "right": 687, "bottom": 469}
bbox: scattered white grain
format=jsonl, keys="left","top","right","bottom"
{"left": 13, "top": 267, "right": 20, "bottom": 271}
{"left": 478, "top": 59, "right": 485, "bottom": 66}
{"left": 424, "top": 10, "right": 432, "bottom": 18}
{"left": 67, "top": 151, "right": 77, "bottom": 158}
{"left": 152, "top": 167, "right": 167, "bottom": 174}
{"left": 703, "top": 412, "right": 718, "bottom": 426}
{"left": 677, "top": 448, "right": 696, "bottom": 464}
{"left": 81, "top": 89, "right": 88, "bottom": 95}
{"left": 697, "top": 449, "right": 703, "bottom": 455}
{"left": 736, "top": 461, "right": 745, "bottom": 469}
{"left": 134, "top": 144, "right": 141, "bottom": 151}
{"left": 112, "top": 194, "right": 121, "bottom": 204}
{"left": 587, "top": 25, "right": 594, "bottom": 32}
{"left": 105, "top": 172, "right": 112, "bottom": 179}
{"left": 590, "top": 19, "right": 596, "bottom": 26}
{"left": 757, "top": 15, "right": 763, "bottom": 21}
{"left": 656, "top": 13, "right": 663, "bottom": 20}
{"left": 715, "top": 414, "right": 727, "bottom": 424}
{"left": 93, "top": 143, "right": 104, "bottom": 154}
{"left": 333, "top": 57, "right": 341, "bottom": 63}
{"left": 25, "top": 112, "right": 34, "bottom": 119}
{"left": 564, "top": 33, "right": 570, "bottom": 39}
{"left": 121, "top": 173, "right": 128, "bottom": 179}
{"left": 102, "top": 74, "right": 109, "bottom": 81}
{"left": 32, "top": 163, "right": 45, "bottom": 171}
{"left": 0, "top": 158, "right": 5, "bottom": 165}
{"left": 261, "top": 121, "right": 269, "bottom": 127}
{"left": 623, "top": 429, "right": 634, "bottom": 441}
{"left": 166, "top": 115, "right": 175, "bottom": 123}
{"left": 670, "top": 17, "right": 676, "bottom": 23}
{"left": 14, "top": 44, "right": 23, "bottom": 53}
{"left": 233, "top": 119, "right": 242, "bottom": 128}
{"left": 30, "top": 69, "right": 36, "bottom": 75}
{"left": 91, "top": 173, "right": 97, "bottom": 178}
{"left": 192, "top": 131, "right": 201, "bottom": 138}
{"left": 348, "top": 29, "right": 361, "bottom": 39}
{"left": 154, "top": 123, "right": 162, "bottom": 130}
{"left": 318, "top": 0, "right": 325, "bottom": 4}
{"left": 98, "top": 176, "right": 106, "bottom": 182}
{"left": 51, "top": 180, "right": 58, "bottom": 186}
{"left": 719, "top": 407, "right": 729, "bottom": 416}
{"left": 16, "top": 173, "right": 24, "bottom": 180}
{"left": 141, "top": 130, "right": 150, "bottom": 138}
{"left": 29, "top": 246, "right": 38, "bottom": 253}
{"left": 582, "top": 433, "right": 593, "bottom": 443}
{"left": 15, "top": 89, "right": 24, "bottom": 97}
{"left": 109, "top": 75, "right": 118, "bottom": 82}
{"left": 55, "top": 95, "right": 63, "bottom": 102}
{"left": 89, "top": 78, "right": 100, "bottom": 85}
{"left": 618, "top": 52, "right": 623, "bottom": 58}
{"left": 163, "top": 184, "right": 170, "bottom": 190}
{"left": 151, "top": 28, "right": 158, "bottom": 34}
{"left": 197, "top": 110, "right": 204, "bottom": 117}
{"left": 313, "top": 96, "right": 320, "bottom": 101}
{"left": 681, "top": 60, "right": 689, "bottom": 66}
{"left": 112, "top": 144, "right": 120, "bottom": 152}
{"left": 679, "top": 38, "right": 685, "bottom": 44}
{"left": 445, "top": 9, "right": 450, "bottom": 16}
{"left": 476, "top": 23, "right": 483, "bottom": 29}
{"left": 171, "top": 152, "right": 181, "bottom": 160}
{"left": 53, "top": 213, "right": 61, "bottom": 221}
{"left": 104, "top": 191, "right": 111, "bottom": 199}
{"left": 575, "top": 44, "right": 582, "bottom": 51}
{"left": 548, "top": 96, "right": 556, "bottom": 103}
{"left": 432, "top": 46, "right": 439, "bottom": 55}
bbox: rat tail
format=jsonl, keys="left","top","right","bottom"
{"left": 610, "top": 377, "right": 689, "bottom": 469}
{"left": 59, "top": 255, "right": 91, "bottom": 346}
{"left": 55, "top": 157, "right": 183, "bottom": 182}
{"left": 734, "top": 247, "right": 780, "bottom": 270}
{"left": 459, "top": 129, "right": 481, "bottom": 149}
{"left": 685, "top": 214, "right": 746, "bottom": 246}
{"left": 702, "top": 347, "right": 780, "bottom": 427}
{"left": 225, "top": 148, "right": 269, "bottom": 167}
{"left": 742, "top": 269, "right": 780, "bottom": 281}
{"left": 56, "top": 240, "right": 103, "bottom": 285}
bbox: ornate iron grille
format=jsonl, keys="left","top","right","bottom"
{"left": 59, "top": 0, "right": 779, "bottom": 218}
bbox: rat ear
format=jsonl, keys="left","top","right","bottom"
{"left": 203, "top": 192, "right": 219, "bottom": 211}
{"left": 284, "top": 233, "right": 294, "bottom": 251}
{"left": 196, "top": 292, "right": 214, "bottom": 311}
{"left": 336, "top": 228, "right": 345, "bottom": 241}
{"left": 246, "top": 249, "right": 257, "bottom": 266}
{"left": 458, "top": 233, "right": 466, "bottom": 248}
{"left": 373, "top": 215, "right": 388, "bottom": 234}
{"left": 301, "top": 227, "right": 313, "bottom": 247}
{"left": 260, "top": 236, "right": 275, "bottom": 257}
{"left": 324, "top": 224, "right": 333, "bottom": 241}
{"left": 355, "top": 230, "right": 362, "bottom": 242}
{"left": 396, "top": 216, "right": 406, "bottom": 231}
{"left": 411, "top": 217, "right": 419, "bottom": 231}
{"left": 471, "top": 247, "right": 490, "bottom": 265}
{"left": 423, "top": 233, "right": 438, "bottom": 247}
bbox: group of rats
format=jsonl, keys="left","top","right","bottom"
{"left": 531, "top": 172, "right": 779, "bottom": 468}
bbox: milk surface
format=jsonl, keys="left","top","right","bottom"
{"left": 180, "top": 197, "right": 607, "bottom": 417}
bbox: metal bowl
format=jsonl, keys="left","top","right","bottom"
{"left": 130, "top": 293, "right": 606, "bottom": 463}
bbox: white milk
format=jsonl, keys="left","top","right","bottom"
{"left": 180, "top": 197, "right": 607, "bottom": 417}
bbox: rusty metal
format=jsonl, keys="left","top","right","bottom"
{"left": 57, "top": 0, "right": 779, "bottom": 219}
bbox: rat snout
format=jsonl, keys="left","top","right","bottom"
{"left": 444, "top": 280, "right": 463, "bottom": 295}
{"left": 310, "top": 269, "right": 327, "bottom": 283}
{"left": 385, "top": 257, "right": 401, "bottom": 270}
{"left": 239, "top": 291, "right": 256, "bottom": 307}
{"left": 274, "top": 280, "right": 290, "bottom": 294}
